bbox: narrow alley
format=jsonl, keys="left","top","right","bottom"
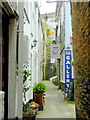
{"left": 36, "top": 81, "right": 76, "bottom": 118}
{"left": 0, "top": 1, "right": 90, "bottom": 120}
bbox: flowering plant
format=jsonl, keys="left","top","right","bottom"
{"left": 30, "top": 102, "right": 39, "bottom": 108}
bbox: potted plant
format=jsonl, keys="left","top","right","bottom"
{"left": 23, "top": 101, "right": 39, "bottom": 120}
{"left": 33, "top": 82, "right": 46, "bottom": 110}
{"left": 52, "top": 78, "right": 58, "bottom": 86}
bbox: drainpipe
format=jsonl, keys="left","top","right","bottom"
{"left": 16, "top": 2, "right": 24, "bottom": 118}
{"left": 43, "top": 20, "right": 47, "bottom": 80}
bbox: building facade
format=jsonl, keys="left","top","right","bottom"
{"left": 23, "top": 1, "right": 43, "bottom": 103}
{"left": 0, "top": 1, "right": 43, "bottom": 119}
{"left": 55, "top": 2, "right": 73, "bottom": 96}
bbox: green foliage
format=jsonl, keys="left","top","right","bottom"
{"left": 57, "top": 85, "right": 61, "bottom": 90}
{"left": 33, "top": 82, "right": 46, "bottom": 94}
{"left": 24, "top": 86, "right": 31, "bottom": 92}
{"left": 52, "top": 73, "right": 57, "bottom": 76}
{"left": 23, "top": 70, "right": 31, "bottom": 84}
{"left": 52, "top": 63, "right": 56, "bottom": 73}
{"left": 23, "top": 64, "right": 31, "bottom": 102}
{"left": 44, "top": 20, "right": 51, "bottom": 37}
{"left": 52, "top": 78, "right": 58, "bottom": 82}
{"left": 23, "top": 102, "right": 31, "bottom": 117}
{"left": 46, "top": 39, "right": 52, "bottom": 44}
{"left": 23, "top": 105, "right": 29, "bottom": 113}
{"left": 46, "top": 27, "right": 50, "bottom": 36}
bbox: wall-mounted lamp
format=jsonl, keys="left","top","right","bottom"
{"left": 31, "top": 39, "right": 37, "bottom": 49}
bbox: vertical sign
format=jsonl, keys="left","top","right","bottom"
{"left": 65, "top": 50, "right": 72, "bottom": 93}
{"left": 51, "top": 44, "right": 60, "bottom": 59}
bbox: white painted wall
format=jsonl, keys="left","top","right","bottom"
{"left": 65, "top": 2, "right": 72, "bottom": 47}
{"left": 8, "top": 18, "right": 17, "bottom": 119}
{"left": 23, "top": 1, "right": 43, "bottom": 103}
{"left": 16, "top": 2, "right": 24, "bottom": 118}
{"left": 0, "top": 91, "right": 4, "bottom": 120}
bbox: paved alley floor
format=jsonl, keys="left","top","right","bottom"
{"left": 36, "top": 81, "right": 76, "bottom": 118}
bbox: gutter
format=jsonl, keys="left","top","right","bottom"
{"left": 1, "top": 1, "right": 19, "bottom": 19}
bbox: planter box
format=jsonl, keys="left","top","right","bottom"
{"left": 23, "top": 113, "right": 36, "bottom": 120}
{"left": 33, "top": 93, "right": 43, "bottom": 105}
{"left": 39, "top": 105, "right": 44, "bottom": 111}
{"left": 33, "top": 93, "right": 44, "bottom": 110}
{"left": 53, "top": 82, "right": 58, "bottom": 86}
{"left": 23, "top": 114, "right": 32, "bottom": 120}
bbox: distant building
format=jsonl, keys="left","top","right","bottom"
{"left": 55, "top": 2, "right": 73, "bottom": 96}
{"left": 41, "top": 12, "right": 56, "bottom": 40}
{"left": 41, "top": 12, "right": 58, "bottom": 80}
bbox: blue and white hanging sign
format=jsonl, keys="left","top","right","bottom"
{"left": 51, "top": 44, "right": 60, "bottom": 59}
{"left": 65, "top": 50, "right": 72, "bottom": 93}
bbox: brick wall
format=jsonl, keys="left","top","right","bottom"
{"left": 71, "top": 2, "right": 90, "bottom": 119}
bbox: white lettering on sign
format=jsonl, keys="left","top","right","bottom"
{"left": 66, "top": 74, "right": 70, "bottom": 78}
{"left": 66, "top": 56, "right": 70, "bottom": 60}
{"left": 66, "top": 65, "right": 70, "bottom": 69}
{"left": 66, "top": 79, "right": 70, "bottom": 83}
{"left": 66, "top": 61, "right": 70, "bottom": 64}
{"left": 66, "top": 88, "right": 68, "bottom": 93}
{"left": 66, "top": 70, "right": 69, "bottom": 73}
{"left": 66, "top": 84, "right": 70, "bottom": 88}
{"left": 65, "top": 50, "right": 72, "bottom": 93}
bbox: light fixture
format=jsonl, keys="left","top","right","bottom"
{"left": 31, "top": 39, "right": 37, "bottom": 49}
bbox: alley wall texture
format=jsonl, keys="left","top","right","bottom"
{"left": 71, "top": 2, "right": 90, "bottom": 119}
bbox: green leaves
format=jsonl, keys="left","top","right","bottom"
{"left": 46, "top": 27, "right": 51, "bottom": 37}
{"left": 33, "top": 82, "right": 46, "bottom": 94}
{"left": 23, "top": 70, "right": 31, "bottom": 84}
{"left": 23, "top": 64, "right": 32, "bottom": 103}
{"left": 24, "top": 86, "right": 31, "bottom": 92}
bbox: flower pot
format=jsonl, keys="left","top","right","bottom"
{"left": 53, "top": 81, "right": 58, "bottom": 86}
{"left": 33, "top": 93, "right": 44, "bottom": 110}
{"left": 39, "top": 105, "right": 44, "bottom": 111}
{"left": 23, "top": 113, "right": 32, "bottom": 120}
{"left": 30, "top": 107, "right": 38, "bottom": 115}
{"left": 23, "top": 113, "right": 36, "bottom": 120}
{"left": 31, "top": 114, "right": 36, "bottom": 120}
{"left": 33, "top": 93, "right": 43, "bottom": 105}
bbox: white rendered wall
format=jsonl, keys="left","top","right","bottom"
{"left": 16, "top": 2, "right": 24, "bottom": 118}
{"left": 23, "top": 2, "right": 43, "bottom": 102}
{"left": 65, "top": 2, "right": 72, "bottom": 47}
{"left": 59, "top": 2, "right": 72, "bottom": 84}
{"left": 8, "top": 19, "right": 17, "bottom": 118}
{"left": 0, "top": 91, "right": 4, "bottom": 120}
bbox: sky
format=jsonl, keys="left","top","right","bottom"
{"left": 37, "top": 0, "right": 56, "bottom": 14}
{"left": 5, "top": 0, "right": 56, "bottom": 14}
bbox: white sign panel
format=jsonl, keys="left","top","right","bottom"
{"left": 51, "top": 44, "right": 60, "bottom": 59}
{"left": 50, "top": 59, "right": 56, "bottom": 63}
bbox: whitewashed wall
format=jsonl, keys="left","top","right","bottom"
{"left": 65, "top": 2, "right": 72, "bottom": 47}
{"left": 23, "top": 1, "right": 43, "bottom": 103}
{"left": 0, "top": 91, "right": 4, "bottom": 120}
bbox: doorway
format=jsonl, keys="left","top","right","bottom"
{"left": 0, "top": 8, "right": 9, "bottom": 119}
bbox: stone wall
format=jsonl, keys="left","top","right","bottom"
{"left": 71, "top": 2, "right": 90, "bottom": 119}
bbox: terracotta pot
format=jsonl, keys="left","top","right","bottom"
{"left": 23, "top": 114, "right": 36, "bottom": 120}
{"left": 53, "top": 82, "right": 58, "bottom": 86}
{"left": 39, "top": 105, "right": 44, "bottom": 111}
{"left": 33, "top": 93, "right": 44, "bottom": 110}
